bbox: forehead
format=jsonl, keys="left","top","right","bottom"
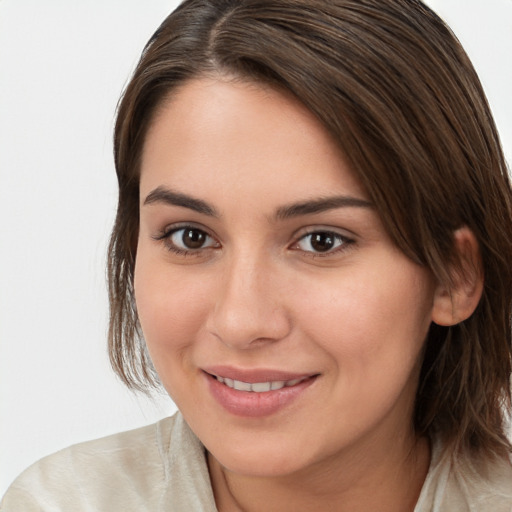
{"left": 139, "top": 77, "right": 368, "bottom": 209}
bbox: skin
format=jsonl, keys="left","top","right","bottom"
{"left": 135, "top": 77, "right": 445, "bottom": 511}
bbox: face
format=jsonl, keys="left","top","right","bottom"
{"left": 135, "top": 77, "right": 438, "bottom": 478}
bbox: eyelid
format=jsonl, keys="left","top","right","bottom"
{"left": 153, "top": 221, "right": 215, "bottom": 239}
{"left": 152, "top": 222, "right": 221, "bottom": 255}
{"left": 290, "top": 225, "right": 356, "bottom": 243}
{"left": 289, "top": 227, "right": 355, "bottom": 256}
{"left": 171, "top": 228, "right": 218, "bottom": 249}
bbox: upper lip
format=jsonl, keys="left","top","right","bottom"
{"left": 202, "top": 365, "right": 318, "bottom": 383}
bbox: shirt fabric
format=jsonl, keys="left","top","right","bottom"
{"left": 2, "top": 411, "right": 512, "bottom": 511}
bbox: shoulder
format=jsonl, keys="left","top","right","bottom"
{"left": 416, "top": 440, "right": 512, "bottom": 512}
{"left": 0, "top": 412, "right": 216, "bottom": 512}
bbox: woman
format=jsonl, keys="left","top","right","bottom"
{"left": 3, "top": 0, "right": 512, "bottom": 510}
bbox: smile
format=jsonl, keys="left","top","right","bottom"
{"left": 214, "top": 375, "right": 309, "bottom": 393}
{"left": 204, "top": 369, "right": 318, "bottom": 417}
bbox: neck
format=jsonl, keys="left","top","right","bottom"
{"left": 208, "top": 432, "right": 430, "bottom": 512}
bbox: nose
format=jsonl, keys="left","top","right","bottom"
{"left": 206, "top": 254, "right": 292, "bottom": 350}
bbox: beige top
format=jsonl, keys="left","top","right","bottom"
{"left": 2, "top": 412, "right": 512, "bottom": 511}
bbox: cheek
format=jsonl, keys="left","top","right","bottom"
{"left": 292, "top": 262, "right": 434, "bottom": 377}
{"left": 133, "top": 250, "right": 211, "bottom": 375}
{"left": 291, "top": 267, "right": 434, "bottom": 437}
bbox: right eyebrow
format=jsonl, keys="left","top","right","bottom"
{"left": 142, "top": 186, "right": 218, "bottom": 217}
{"left": 274, "top": 195, "right": 373, "bottom": 220}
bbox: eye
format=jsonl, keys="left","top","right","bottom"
{"left": 170, "top": 227, "right": 214, "bottom": 249}
{"left": 294, "top": 230, "right": 351, "bottom": 254}
{"left": 156, "top": 226, "right": 220, "bottom": 254}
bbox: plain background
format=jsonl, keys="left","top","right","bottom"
{"left": 1, "top": 0, "right": 511, "bottom": 497}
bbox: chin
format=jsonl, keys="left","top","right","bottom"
{"left": 206, "top": 435, "right": 316, "bottom": 478}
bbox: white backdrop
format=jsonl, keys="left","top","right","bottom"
{"left": 1, "top": 0, "right": 511, "bottom": 497}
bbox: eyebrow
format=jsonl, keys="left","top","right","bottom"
{"left": 143, "top": 186, "right": 373, "bottom": 219}
{"left": 143, "top": 186, "right": 218, "bottom": 217}
{"left": 275, "top": 195, "right": 373, "bottom": 220}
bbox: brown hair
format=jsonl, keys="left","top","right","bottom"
{"left": 109, "top": 0, "right": 512, "bottom": 459}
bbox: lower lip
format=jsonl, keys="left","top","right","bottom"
{"left": 205, "top": 373, "right": 317, "bottom": 418}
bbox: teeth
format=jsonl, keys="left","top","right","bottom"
{"left": 233, "top": 380, "right": 252, "bottom": 391}
{"left": 270, "top": 381, "right": 285, "bottom": 390}
{"left": 251, "top": 382, "right": 272, "bottom": 392}
{"left": 215, "top": 375, "right": 307, "bottom": 393}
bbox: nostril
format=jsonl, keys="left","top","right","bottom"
{"left": 206, "top": 311, "right": 291, "bottom": 350}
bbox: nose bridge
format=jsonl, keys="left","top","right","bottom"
{"left": 208, "top": 247, "right": 290, "bottom": 349}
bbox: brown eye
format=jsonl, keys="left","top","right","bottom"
{"left": 295, "top": 231, "right": 349, "bottom": 254}
{"left": 310, "top": 233, "right": 336, "bottom": 252}
{"left": 168, "top": 227, "right": 218, "bottom": 251}
{"left": 182, "top": 228, "right": 207, "bottom": 249}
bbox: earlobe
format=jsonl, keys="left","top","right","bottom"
{"left": 431, "top": 227, "right": 484, "bottom": 327}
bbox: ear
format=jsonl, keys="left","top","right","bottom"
{"left": 432, "top": 227, "right": 484, "bottom": 326}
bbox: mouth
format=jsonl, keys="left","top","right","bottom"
{"left": 211, "top": 374, "right": 313, "bottom": 393}
{"left": 203, "top": 369, "right": 319, "bottom": 417}
{"left": 202, "top": 367, "right": 319, "bottom": 417}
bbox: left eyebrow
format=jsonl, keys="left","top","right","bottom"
{"left": 143, "top": 186, "right": 218, "bottom": 217}
{"left": 274, "top": 195, "right": 373, "bottom": 220}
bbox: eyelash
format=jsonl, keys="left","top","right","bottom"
{"left": 153, "top": 225, "right": 219, "bottom": 256}
{"left": 153, "top": 225, "right": 354, "bottom": 258}
{"left": 291, "top": 230, "right": 354, "bottom": 258}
